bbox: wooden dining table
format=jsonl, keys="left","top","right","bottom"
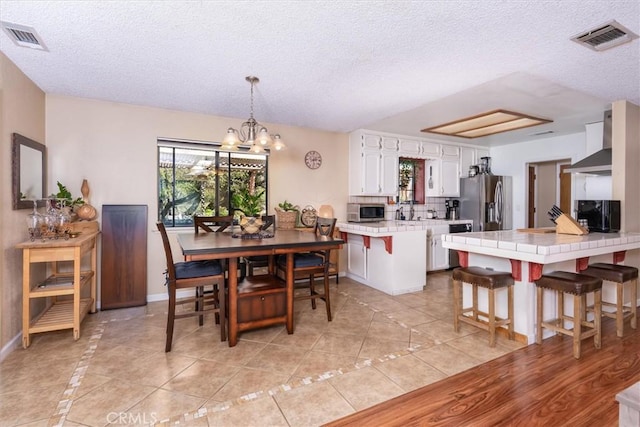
{"left": 177, "top": 228, "right": 344, "bottom": 346}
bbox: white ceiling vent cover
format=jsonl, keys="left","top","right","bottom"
{"left": 571, "top": 20, "right": 639, "bottom": 51}
{"left": 1, "top": 21, "right": 48, "bottom": 51}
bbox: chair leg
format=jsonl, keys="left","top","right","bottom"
{"left": 310, "top": 274, "right": 317, "bottom": 310}
{"left": 219, "top": 279, "right": 226, "bottom": 342}
{"left": 166, "top": 287, "right": 177, "bottom": 352}
{"left": 488, "top": 288, "right": 496, "bottom": 347}
{"left": 508, "top": 285, "right": 514, "bottom": 340}
{"left": 324, "top": 271, "right": 332, "bottom": 321}
{"left": 196, "top": 286, "right": 204, "bottom": 327}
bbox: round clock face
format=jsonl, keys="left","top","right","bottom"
{"left": 304, "top": 150, "right": 322, "bottom": 169}
{"left": 301, "top": 206, "right": 317, "bottom": 227}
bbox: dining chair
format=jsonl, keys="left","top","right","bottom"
{"left": 244, "top": 215, "right": 276, "bottom": 276}
{"left": 276, "top": 217, "right": 337, "bottom": 321}
{"left": 157, "top": 222, "right": 226, "bottom": 352}
{"left": 194, "top": 215, "right": 246, "bottom": 281}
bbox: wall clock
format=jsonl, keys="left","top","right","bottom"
{"left": 304, "top": 150, "right": 322, "bottom": 169}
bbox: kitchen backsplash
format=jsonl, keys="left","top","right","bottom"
{"left": 347, "top": 196, "right": 449, "bottom": 220}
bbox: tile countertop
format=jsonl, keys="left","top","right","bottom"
{"left": 337, "top": 219, "right": 473, "bottom": 236}
{"left": 441, "top": 229, "right": 640, "bottom": 264}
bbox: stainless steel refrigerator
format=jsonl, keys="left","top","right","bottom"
{"left": 459, "top": 175, "right": 512, "bottom": 232}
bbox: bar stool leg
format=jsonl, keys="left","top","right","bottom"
{"left": 536, "top": 286, "right": 543, "bottom": 345}
{"left": 594, "top": 289, "right": 602, "bottom": 349}
{"left": 453, "top": 278, "right": 461, "bottom": 332}
{"left": 573, "top": 293, "right": 582, "bottom": 359}
{"left": 488, "top": 288, "right": 496, "bottom": 347}
{"left": 631, "top": 278, "right": 638, "bottom": 330}
{"left": 615, "top": 281, "right": 624, "bottom": 337}
{"left": 558, "top": 291, "right": 564, "bottom": 331}
{"left": 508, "top": 284, "right": 514, "bottom": 340}
{"left": 472, "top": 284, "right": 479, "bottom": 322}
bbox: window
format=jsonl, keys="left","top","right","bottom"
{"left": 158, "top": 141, "right": 268, "bottom": 227}
{"left": 398, "top": 158, "right": 425, "bottom": 204}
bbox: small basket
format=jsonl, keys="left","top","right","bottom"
{"left": 276, "top": 209, "right": 298, "bottom": 229}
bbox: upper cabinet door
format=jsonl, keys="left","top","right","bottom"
{"left": 398, "top": 138, "right": 421, "bottom": 156}
{"left": 381, "top": 136, "right": 399, "bottom": 152}
{"left": 362, "top": 134, "right": 382, "bottom": 150}
{"left": 460, "top": 147, "right": 475, "bottom": 177}
{"left": 422, "top": 142, "right": 441, "bottom": 158}
{"left": 380, "top": 150, "right": 399, "bottom": 195}
{"left": 362, "top": 149, "right": 382, "bottom": 194}
{"left": 441, "top": 145, "right": 460, "bottom": 159}
{"left": 440, "top": 158, "right": 460, "bottom": 196}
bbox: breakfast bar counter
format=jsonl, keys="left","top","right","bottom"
{"left": 442, "top": 230, "right": 640, "bottom": 344}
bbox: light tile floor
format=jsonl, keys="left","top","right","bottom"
{"left": 1, "top": 271, "right": 525, "bottom": 427}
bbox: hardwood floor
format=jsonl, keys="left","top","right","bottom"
{"left": 325, "top": 312, "right": 639, "bottom": 426}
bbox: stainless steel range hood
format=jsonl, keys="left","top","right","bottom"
{"left": 565, "top": 110, "right": 612, "bottom": 175}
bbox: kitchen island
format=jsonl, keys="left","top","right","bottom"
{"left": 337, "top": 219, "right": 472, "bottom": 295}
{"left": 442, "top": 230, "right": 640, "bottom": 344}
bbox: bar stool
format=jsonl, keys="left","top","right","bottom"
{"left": 452, "top": 267, "right": 514, "bottom": 347}
{"left": 535, "top": 271, "right": 602, "bottom": 359}
{"left": 582, "top": 263, "right": 637, "bottom": 338}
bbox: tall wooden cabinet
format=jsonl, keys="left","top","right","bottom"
{"left": 101, "top": 205, "right": 148, "bottom": 309}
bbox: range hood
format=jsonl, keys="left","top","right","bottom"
{"left": 565, "top": 110, "right": 612, "bottom": 175}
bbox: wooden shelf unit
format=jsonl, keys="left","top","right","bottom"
{"left": 235, "top": 275, "right": 287, "bottom": 330}
{"left": 16, "top": 232, "right": 99, "bottom": 348}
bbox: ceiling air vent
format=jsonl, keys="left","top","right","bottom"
{"left": 1, "top": 21, "right": 48, "bottom": 51}
{"left": 571, "top": 20, "right": 638, "bottom": 51}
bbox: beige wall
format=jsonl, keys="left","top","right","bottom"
{"left": 612, "top": 100, "right": 640, "bottom": 272}
{"left": 0, "top": 52, "right": 46, "bottom": 353}
{"left": 534, "top": 162, "right": 557, "bottom": 228}
{"left": 45, "top": 95, "right": 349, "bottom": 302}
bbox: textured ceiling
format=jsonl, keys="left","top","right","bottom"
{"left": 1, "top": 0, "right": 638, "bottom": 146}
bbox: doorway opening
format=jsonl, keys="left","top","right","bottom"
{"left": 527, "top": 159, "right": 572, "bottom": 228}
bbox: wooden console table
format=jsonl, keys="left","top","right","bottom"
{"left": 16, "top": 232, "right": 98, "bottom": 348}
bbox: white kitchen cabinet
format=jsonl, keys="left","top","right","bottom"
{"left": 347, "top": 235, "right": 367, "bottom": 280}
{"left": 427, "top": 226, "right": 449, "bottom": 272}
{"left": 441, "top": 145, "right": 459, "bottom": 160}
{"left": 398, "top": 138, "right": 422, "bottom": 157}
{"left": 460, "top": 146, "right": 475, "bottom": 177}
{"left": 349, "top": 132, "right": 399, "bottom": 196}
{"left": 426, "top": 157, "right": 460, "bottom": 197}
{"left": 421, "top": 141, "right": 441, "bottom": 158}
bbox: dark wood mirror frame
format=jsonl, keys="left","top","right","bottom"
{"left": 12, "top": 133, "right": 47, "bottom": 210}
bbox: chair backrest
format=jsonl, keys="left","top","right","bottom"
{"left": 261, "top": 214, "right": 276, "bottom": 231}
{"left": 157, "top": 222, "right": 177, "bottom": 282}
{"left": 194, "top": 215, "right": 234, "bottom": 234}
{"left": 315, "top": 217, "right": 337, "bottom": 238}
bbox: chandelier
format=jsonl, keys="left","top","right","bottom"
{"left": 222, "top": 76, "right": 286, "bottom": 153}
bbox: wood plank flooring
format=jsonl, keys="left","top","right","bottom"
{"left": 325, "top": 313, "right": 639, "bottom": 426}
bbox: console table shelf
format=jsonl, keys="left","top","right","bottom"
{"left": 16, "top": 232, "right": 99, "bottom": 348}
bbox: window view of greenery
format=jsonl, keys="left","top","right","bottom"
{"left": 158, "top": 144, "right": 268, "bottom": 227}
{"left": 398, "top": 158, "right": 425, "bottom": 204}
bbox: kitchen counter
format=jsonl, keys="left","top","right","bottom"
{"left": 337, "top": 219, "right": 473, "bottom": 295}
{"left": 442, "top": 230, "right": 640, "bottom": 344}
{"left": 337, "top": 219, "right": 473, "bottom": 236}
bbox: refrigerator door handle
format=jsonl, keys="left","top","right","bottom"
{"left": 495, "top": 180, "right": 503, "bottom": 224}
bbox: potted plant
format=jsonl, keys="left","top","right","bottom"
{"left": 275, "top": 200, "right": 299, "bottom": 229}
{"left": 232, "top": 188, "right": 265, "bottom": 234}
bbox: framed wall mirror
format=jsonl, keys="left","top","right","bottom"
{"left": 12, "top": 133, "right": 47, "bottom": 210}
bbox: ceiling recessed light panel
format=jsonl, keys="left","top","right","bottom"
{"left": 421, "top": 109, "right": 552, "bottom": 139}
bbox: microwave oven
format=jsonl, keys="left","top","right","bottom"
{"left": 576, "top": 200, "right": 620, "bottom": 233}
{"left": 347, "top": 203, "right": 385, "bottom": 222}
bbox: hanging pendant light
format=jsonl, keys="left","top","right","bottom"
{"left": 223, "top": 76, "right": 286, "bottom": 153}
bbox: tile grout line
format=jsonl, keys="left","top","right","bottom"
{"left": 48, "top": 320, "right": 107, "bottom": 427}
{"left": 153, "top": 289, "right": 431, "bottom": 426}
{"left": 46, "top": 313, "right": 151, "bottom": 427}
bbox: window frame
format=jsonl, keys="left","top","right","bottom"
{"left": 157, "top": 139, "right": 269, "bottom": 228}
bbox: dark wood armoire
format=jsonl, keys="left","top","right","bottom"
{"left": 101, "top": 205, "right": 148, "bottom": 309}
